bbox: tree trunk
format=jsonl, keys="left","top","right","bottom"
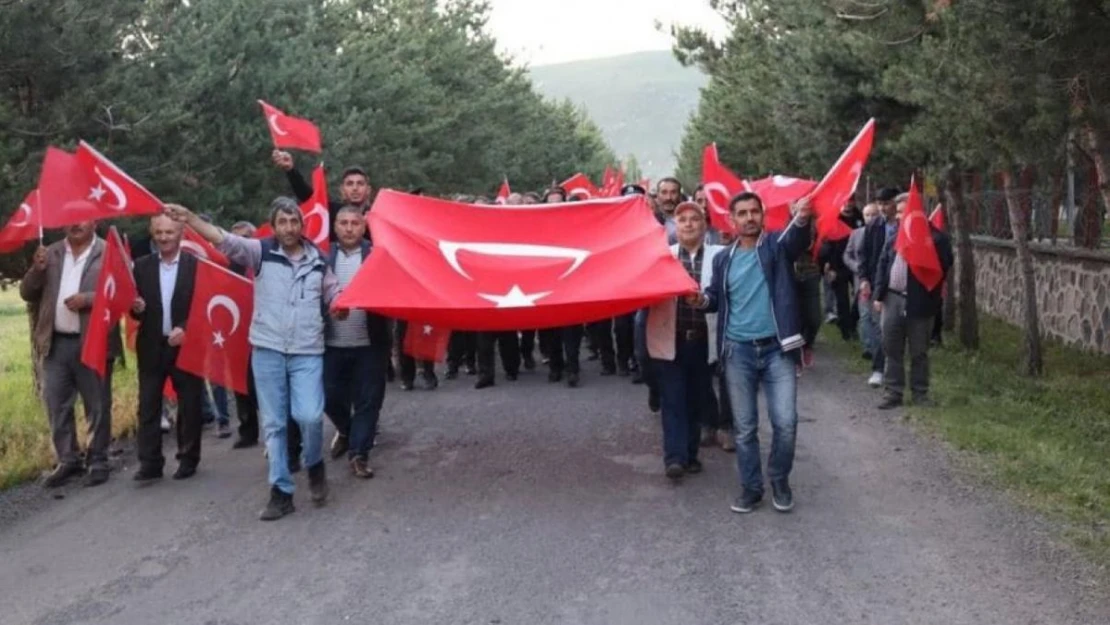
{"left": 944, "top": 166, "right": 979, "bottom": 350}
{"left": 1000, "top": 169, "right": 1043, "bottom": 376}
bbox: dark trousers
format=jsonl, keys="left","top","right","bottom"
{"left": 477, "top": 331, "right": 520, "bottom": 379}
{"left": 703, "top": 365, "right": 733, "bottom": 431}
{"left": 653, "top": 338, "right": 710, "bottom": 467}
{"left": 394, "top": 320, "right": 435, "bottom": 382}
{"left": 832, "top": 277, "right": 856, "bottom": 340}
{"left": 137, "top": 341, "right": 203, "bottom": 470}
{"left": 613, "top": 313, "right": 635, "bottom": 371}
{"left": 518, "top": 330, "right": 537, "bottom": 363}
{"left": 881, "top": 293, "right": 932, "bottom": 399}
{"left": 43, "top": 334, "right": 113, "bottom": 470}
{"left": 448, "top": 331, "right": 477, "bottom": 372}
{"left": 587, "top": 319, "right": 617, "bottom": 370}
{"left": 796, "top": 276, "right": 823, "bottom": 347}
{"left": 324, "top": 345, "right": 387, "bottom": 459}
{"left": 541, "top": 325, "right": 583, "bottom": 374}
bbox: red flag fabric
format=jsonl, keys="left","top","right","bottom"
{"left": 38, "top": 144, "right": 164, "bottom": 229}
{"left": 929, "top": 205, "right": 947, "bottom": 231}
{"left": 258, "top": 100, "right": 322, "bottom": 153}
{"left": 495, "top": 179, "right": 511, "bottom": 204}
{"left": 254, "top": 222, "right": 273, "bottom": 239}
{"left": 748, "top": 175, "right": 818, "bottom": 231}
{"left": 403, "top": 322, "right": 450, "bottom": 362}
{"left": 600, "top": 168, "right": 624, "bottom": 198}
{"left": 164, "top": 378, "right": 177, "bottom": 402}
{"left": 181, "top": 225, "right": 230, "bottom": 267}
{"left": 560, "top": 173, "right": 600, "bottom": 200}
{"left": 807, "top": 119, "right": 876, "bottom": 242}
{"left": 176, "top": 259, "right": 254, "bottom": 394}
{"left": 700, "top": 143, "right": 746, "bottom": 234}
{"left": 894, "top": 177, "right": 944, "bottom": 291}
{"left": 0, "top": 190, "right": 40, "bottom": 253}
{"left": 333, "top": 191, "right": 698, "bottom": 330}
{"left": 81, "top": 228, "right": 138, "bottom": 378}
{"left": 300, "top": 164, "right": 330, "bottom": 252}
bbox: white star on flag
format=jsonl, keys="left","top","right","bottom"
{"left": 422, "top": 325, "right": 433, "bottom": 335}
{"left": 478, "top": 285, "right": 551, "bottom": 308}
{"left": 88, "top": 184, "right": 107, "bottom": 202}
{"left": 212, "top": 330, "right": 226, "bottom": 348}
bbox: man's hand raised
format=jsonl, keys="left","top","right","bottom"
{"left": 272, "top": 150, "right": 294, "bottom": 172}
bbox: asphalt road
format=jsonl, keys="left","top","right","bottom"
{"left": 1, "top": 354, "right": 1107, "bottom": 625}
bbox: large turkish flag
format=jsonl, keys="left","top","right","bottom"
{"left": 334, "top": 191, "right": 698, "bottom": 330}
{"left": 81, "top": 228, "right": 137, "bottom": 378}
{"left": 176, "top": 259, "right": 254, "bottom": 394}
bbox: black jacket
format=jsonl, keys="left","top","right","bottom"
{"left": 818, "top": 213, "right": 863, "bottom": 279}
{"left": 131, "top": 252, "right": 198, "bottom": 371}
{"left": 874, "top": 226, "right": 954, "bottom": 319}
{"left": 286, "top": 168, "right": 372, "bottom": 244}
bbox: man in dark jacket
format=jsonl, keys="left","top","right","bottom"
{"left": 271, "top": 150, "right": 372, "bottom": 242}
{"left": 818, "top": 206, "right": 864, "bottom": 341}
{"left": 873, "top": 194, "right": 954, "bottom": 409}
{"left": 857, "top": 187, "right": 901, "bottom": 387}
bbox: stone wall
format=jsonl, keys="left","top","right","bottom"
{"left": 968, "top": 237, "right": 1110, "bottom": 354}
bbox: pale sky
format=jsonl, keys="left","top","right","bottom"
{"left": 486, "top": 0, "right": 729, "bottom": 66}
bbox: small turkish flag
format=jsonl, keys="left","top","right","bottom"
{"left": 560, "top": 173, "right": 600, "bottom": 200}
{"left": 38, "top": 144, "right": 164, "bottom": 229}
{"left": 258, "top": 100, "right": 322, "bottom": 153}
{"left": 600, "top": 168, "right": 624, "bottom": 198}
{"left": 895, "top": 177, "right": 944, "bottom": 291}
{"left": 81, "top": 227, "right": 138, "bottom": 378}
{"left": 808, "top": 119, "right": 875, "bottom": 242}
{"left": 0, "top": 189, "right": 40, "bottom": 253}
{"left": 181, "top": 225, "right": 230, "bottom": 267}
{"left": 495, "top": 179, "right": 511, "bottom": 204}
{"left": 929, "top": 205, "right": 947, "bottom": 231}
{"left": 701, "top": 143, "right": 746, "bottom": 234}
{"left": 301, "top": 164, "right": 330, "bottom": 252}
{"left": 403, "top": 322, "right": 450, "bottom": 362}
{"left": 176, "top": 259, "right": 254, "bottom": 394}
{"left": 747, "top": 175, "right": 818, "bottom": 231}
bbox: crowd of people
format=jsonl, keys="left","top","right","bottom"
{"left": 20, "top": 150, "right": 952, "bottom": 521}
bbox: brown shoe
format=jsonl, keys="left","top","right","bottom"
{"left": 350, "top": 457, "right": 374, "bottom": 479}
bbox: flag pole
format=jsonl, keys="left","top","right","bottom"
{"left": 36, "top": 189, "right": 43, "bottom": 244}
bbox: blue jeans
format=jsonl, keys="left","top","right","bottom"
{"left": 722, "top": 338, "right": 798, "bottom": 494}
{"left": 324, "top": 345, "right": 387, "bottom": 460}
{"left": 653, "top": 338, "right": 710, "bottom": 467}
{"left": 252, "top": 347, "right": 325, "bottom": 495}
{"left": 201, "top": 383, "right": 229, "bottom": 426}
{"left": 858, "top": 296, "right": 881, "bottom": 357}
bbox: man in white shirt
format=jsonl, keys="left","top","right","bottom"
{"left": 21, "top": 221, "right": 118, "bottom": 488}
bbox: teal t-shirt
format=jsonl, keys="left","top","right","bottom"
{"left": 725, "top": 248, "right": 777, "bottom": 341}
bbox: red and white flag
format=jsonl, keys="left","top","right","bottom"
{"left": 258, "top": 100, "right": 322, "bottom": 153}
{"left": 176, "top": 259, "right": 254, "bottom": 394}
{"left": 807, "top": 119, "right": 876, "bottom": 242}
{"left": 37, "top": 144, "right": 164, "bottom": 229}
{"left": 560, "top": 173, "right": 600, "bottom": 201}
{"left": 300, "top": 164, "right": 330, "bottom": 252}
{"left": 929, "top": 205, "right": 947, "bottom": 231}
{"left": 747, "top": 175, "right": 818, "bottom": 231}
{"left": 700, "top": 143, "right": 747, "bottom": 234}
{"left": 403, "top": 322, "right": 451, "bottom": 362}
{"left": 895, "top": 177, "right": 944, "bottom": 291}
{"left": 600, "top": 167, "right": 624, "bottom": 198}
{"left": 81, "top": 227, "right": 138, "bottom": 378}
{"left": 0, "top": 190, "right": 40, "bottom": 253}
{"left": 181, "top": 225, "right": 230, "bottom": 267}
{"left": 333, "top": 191, "right": 698, "bottom": 330}
{"left": 495, "top": 178, "right": 511, "bottom": 204}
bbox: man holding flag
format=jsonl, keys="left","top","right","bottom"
{"left": 20, "top": 221, "right": 120, "bottom": 488}
{"left": 873, "top": 185, "right": 953, "bottom": 409}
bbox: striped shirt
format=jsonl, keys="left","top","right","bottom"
{"left": 889, "top": 253, "right": 909, "bottom": 293}
{"left": 326, "top": 246, "right": 370, "bottom": 347}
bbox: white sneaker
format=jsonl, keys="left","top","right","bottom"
{"left": 868, "top": 372, "right": 883, "bottom": 388}
{"left": 160, "top": 414, "right": 172, "bottom": 433}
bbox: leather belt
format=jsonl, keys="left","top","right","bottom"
{"left": 678, "top": 328, "right": 708, "bottom": 341}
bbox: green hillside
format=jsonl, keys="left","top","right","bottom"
{"left": 529, "top": 50, "right": 707, "bottom": 181}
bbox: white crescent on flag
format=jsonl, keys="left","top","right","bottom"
{"left": 438, "top": 241, "right": 590, "bottom": 281}
{"left": 10, "top": 202, "right": 32, "bottom": 228}
{"left": 268, "top": 113, "right": 289, "bottom": 137}
{"left": 207, "top": 295, "right": 242, "bottom": 335}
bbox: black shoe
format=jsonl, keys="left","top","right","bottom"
{"left": 445, "top": 368, "right": 459, "bottom": 380}
{"left": 420, "top": 373, "right": 439, "bottom": 391}
{"left": 474, "top": 376, "right": 495, "bottom": 390}
{"left": 259, "top": 486, "right": 295, "bottom": 521}
{"left": 43, "top": 463, "right": 83, "bottom": 488}
{"left": 685, "top": 459, "right": 703, "bottom": 475}
{"left": 730, "top": 489, "right": 763, "bottom": 513}
{"left": 82, "top": 466, "right": 110, "bottom": 488}
{"left": 464, "top": 364, "right": 477, "bottom": 376}
{"left": 232, "top": 437, "right": 258, "bottom": 449}
{"left": 648, "top": 388, "right": 660, "bottom": 412}
{"left": 133, "top": 466, "right": 164, "bottom": 482}
{"left": 172, "top": 463, "right": 197, "bottom": 480}
{"left": 771, "top": 479, "right": 794, "bottom": 512}
{"left": 548, "top": 370, "right": 562, "bottom": 383}
{"left": 877, "top": 395, "right": 903, "bottom": 410}
{"left": 665, "top": 464, "right": 685, "bottom": 480}
{"left": 308, "top": 461, "right": 329, "bottom": 505}
{"left": 522, "top": 356, "right": 536, "bottom": 371}
{"left": 566, "top": 371, "right": 580, "bottom": 388}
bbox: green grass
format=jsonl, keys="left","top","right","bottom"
{"left": 0, "top": 287, "right": 139, "bottom": 489}
{"left": 820, "top": 317, "right": 1110, "bottom": 565}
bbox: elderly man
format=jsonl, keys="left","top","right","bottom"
{"left": 21, "top": 221, "right": 119, "bottom": 488}
{"left": 168, "top": 198, "right": 341, "bottom": 521}
{"left": 645, "top": 201, "right": 725, "bottom": 479}
{"left": 130, "top": 214, "right": 204, "bottom": 481}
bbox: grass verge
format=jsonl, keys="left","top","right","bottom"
{"left": 0, "top": 287, "right": 139, "bottom": 489}
{"left": 820, "top": 316, "right": 1110, "bottom": 567}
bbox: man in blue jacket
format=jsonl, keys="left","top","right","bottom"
{"left": 691, "top": 192, "right": 813, "bottom": 514}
